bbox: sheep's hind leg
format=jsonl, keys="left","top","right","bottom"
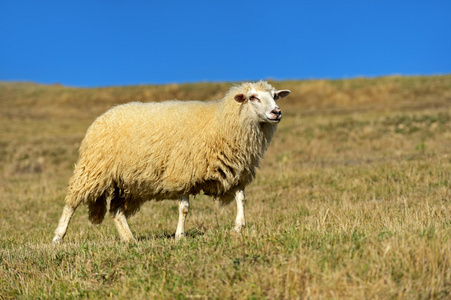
{"left": 53, "top": 204, "right": 76, "bottom": 244}
{"left": 112, "top": 207, "right": 136, "bottom": 243}
{"left": 175, "top": 195, "right": 190, "bottom": 241}
{"left": 233, "top": 189, "right": 246, "bottom": 233}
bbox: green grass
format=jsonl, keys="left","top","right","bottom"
{"left": 0, "top": 76, "right": 450, "bottom": 299}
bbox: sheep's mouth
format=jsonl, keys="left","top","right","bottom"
{"left": 266, "top": 117, "right": 281, "bottom": 123}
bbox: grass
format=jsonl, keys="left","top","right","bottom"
{"left": 0, "top": 75, "right": 450, "bottom": 299}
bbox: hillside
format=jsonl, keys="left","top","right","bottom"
{"left": 0, "top": 76, "right": 450, "bottom": 299}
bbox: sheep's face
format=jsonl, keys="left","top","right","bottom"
{"left": 235, "top": 89, "right": 291, "bottom": 124}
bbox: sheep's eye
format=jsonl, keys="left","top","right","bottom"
{"left": 250, "top": 95, "right": 260, "bottom": 102}
{"left": 274, "top": 94, "right": 279, "bottom": 100}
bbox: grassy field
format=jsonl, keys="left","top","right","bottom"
{"left": 0, "top": 76, "right": 450, "bottom": 299}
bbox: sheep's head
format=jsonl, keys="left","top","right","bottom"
{"left": 234, "top": 84, "right": 290, "bottom": 124}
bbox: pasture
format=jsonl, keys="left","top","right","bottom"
{"left": 0, "top": 76, "right": 450, "bottom": 299}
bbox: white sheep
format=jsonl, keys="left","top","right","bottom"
{"left": 52, "top": 81, "right": 290, "bottom": 243}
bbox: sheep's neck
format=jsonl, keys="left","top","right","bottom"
{"left": 215, "top": 101, "right": 276, "bottom": 164}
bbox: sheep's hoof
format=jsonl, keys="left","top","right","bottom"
{"left": 232, "top": 224, "right": 246, "bottom": 233}
{"left": 120, "top": 237, "right": 137, "bottom": 243}
{"left": 175, "top": 233, "right": 185, "bottom": 241}
{"left": 52, "top": 235, "right": 63, "bottom": 244}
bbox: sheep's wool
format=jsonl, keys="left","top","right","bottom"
{"left": 66, "top": 81, "right": 278, "bottom": 224}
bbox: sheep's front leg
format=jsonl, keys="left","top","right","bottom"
{"left": 175, "top": 195, "right": 190, "bottom": 241}
{"left": 233, "top": 189, "right": 246, "bottom": 232}
{"left": 112, "top": 207, "right": 136, "bottom": 243}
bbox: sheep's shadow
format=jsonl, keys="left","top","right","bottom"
{"left": 136, "top": 228, "right": 205, "bottom": 241}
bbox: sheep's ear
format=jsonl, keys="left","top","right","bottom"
{"left": 234, "top": 94, "right": 247, "bottom": 103}
{"left": 275, "top": 90, "right": 291, "bottom": 99}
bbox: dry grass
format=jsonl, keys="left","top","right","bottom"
{"left": 0, "top": 76, "right": 450, "bottom": 299}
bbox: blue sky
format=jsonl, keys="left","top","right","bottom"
{"left": 1, "top": 1, "right": 450, "bottom": 87}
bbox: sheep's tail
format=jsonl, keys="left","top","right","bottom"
{"left": 65, "top": 163, "right": 111, "bottom": 225}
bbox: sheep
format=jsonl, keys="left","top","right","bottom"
{"left": 52, "top": 81, "right": 290, "bottom": 243}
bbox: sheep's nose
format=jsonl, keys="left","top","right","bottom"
{"left": 271, "top": 108, "right": 282, "bottom": 118}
